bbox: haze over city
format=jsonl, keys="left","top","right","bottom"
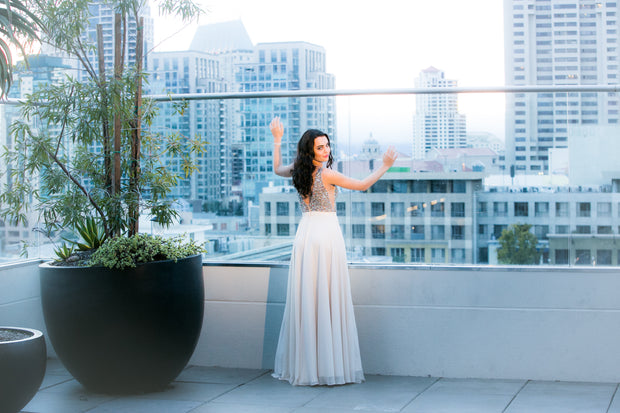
{"left": 151, "top": 0, "right": 506, "bottom": 150}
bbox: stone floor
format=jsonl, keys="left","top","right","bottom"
{"left": 20, "top": 359, "right": 620, "bottom": 412}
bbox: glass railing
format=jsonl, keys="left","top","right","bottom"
{"left": 1, "top": 85, "right": 619, "bottom": 266}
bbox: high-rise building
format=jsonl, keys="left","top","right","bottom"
{"left": 503, "top": 0, "right": 620, "bottom": 174}
{"left": 236, "top": 41, "right": 336, "bottom": 206}
{"left": 149, "top": 51, "right": 227, "bottom": 203}
{"left": 412, "top": 67, "right": 467, "bottom": 159}
{"left": 189, "top": 20, "right": 256, "bottom": 207}
{"left": 40, "top": 1, "right": 154, "bottom": 79}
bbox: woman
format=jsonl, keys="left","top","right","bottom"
{"left": 269, "top": 116, "right": 397, "bottom": 386}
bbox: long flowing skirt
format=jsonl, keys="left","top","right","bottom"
{"left": 272, "top": 211, "right": 365, "bottom": 386}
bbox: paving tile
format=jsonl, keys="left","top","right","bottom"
{"left": 177, "top": 366, "right": 268, "bottom": 385}
{"left": 135, "top": 381, "right": 237, "bottom": 403}
{"left": 21, "top": 381, "right": 117, "bottom": 413}
{"left": 87, "top": 398, "right": 202, "bottom": 413}
{"left": 211, "top": 373, "right": 329, "bottom": 408}
{"left": 402, "top": 378, "right": 525, "bottom": 413}
{"left": 192, "top": 402, "right": 294, "bottom": 412}
{"left": 504, "top": 381, "right": 617, "bottom": 413}
{"left": 305, "top": 375, "right": 437, "bottom": 412}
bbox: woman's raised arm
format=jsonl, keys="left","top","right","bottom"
{"left": 323, "top": 146, "right": 398, "bottom": 191}
{"left": 270, "top": 117, "right": 293, "bottom": 177}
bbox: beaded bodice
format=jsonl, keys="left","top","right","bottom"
{"left": 299, "top": 167, "right": 338, "bottom": 213}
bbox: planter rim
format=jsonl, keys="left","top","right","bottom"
{"left": 39, "top": 253, "right": 203, "bottom": 269}
{"left": 0, "top": 326, "right": 43, "bottom": 343}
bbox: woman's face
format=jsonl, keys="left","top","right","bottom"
{"left": 313, "top": 135, "right": 330, "bottom": 164}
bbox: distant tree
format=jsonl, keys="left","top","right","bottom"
{"left": 497, "top": 223, "right": 540, "bottom": 265}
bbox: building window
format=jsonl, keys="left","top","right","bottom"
{"left": 276, "top": 202, "right": 289, "bottom": 216}
{"left": 477, "top": 202, "right": 488, "bottom": 216}
{"left": 431, "top": 180, "right": 448, "bottom": 193}
{"left": 556, "top": 202, "right": 569, "bottom": 217}
{"left": 431, "top": 201, "right": 445, "bottom": 217}
{"left": 412, "top": 180, "right": 428, "bottom": 193}
{"left": 409, "top": 202, "right": 425, "bottom": 217}
{"left": 336, "top": 202, "right": 346, "bottom": 217}
{"left": 431, "top": 225, "right": 445, "bottom": 240}
{"left": 431, "top": 248, "right": 446, "bottom": 263}
{"left": 451, "top": 248, "right": 466, "bottom": 264}
{"left": 478, "top": 224, "right": 487, "bottom": 236}
{"left": 598, "top": 226, "right": 613, "bottom": 234}
{"left": 534, "top": 225, "right": 549, "bottom": 240}
{"left": 451, "top": 202, "right": 465, "bottom": 217}
{"left": 391, "top": 202, "right": 405, "bottom": 217}
{"left": 514, "top": 202, "right": 529, "bottom": 217}
{"left": 535, "top": 202, "right": 549, "bottom": 217}
{"left": 371, "top": 247, "right": 386, "bottom": 256}
{"left": 411, "top": 225, "right": 425, "bottom": 240}
{"left": 597, "top": 202, "right": 612, "bottom": 217}
{"left": 450, "top": 180, "right": 467, "bottom": 193}
{"left": 265, "top": 223, "right": 271, "bottom": 235}
{"left": 390, "top": 248, "right": 405, "bottom": 263}
{"left": 451, "top": 225, "right": 465, "bottom": 240}
{"left": 494, "top": 225, "right": 507, "bottom": 239}
{"left": 555, "top": 225, "right": 569, "bottom": 234}
{"left": 392, "top": 180, "right": 408, "bottom": 193}
{"left": 371, "top": 224, "right": 385, "bottom": 239}
{"left": 555, "top": 249, "right": 569, "bottom": 265}
{"left": 352, "top": 202, "right": 365, "bottom": 216}
{"left": 371, "top": 202, "right": 385, "bottom": 217}
{"left": 352, "top": 224, "right": 365, "bottom": 239}
{"left": 494, "top": 202, "right": 508, "bottom": 217}
{"left": 575, "top": 225, "right": 591, "bottom": 234}
{"left": 277, "top": 223, "right": 289, "bottom": 236}
{"left": 577, "top": 202, "right": 591, "bottom": 217}
{"left": 410, "top": 248, "right": 425, "bottom": 263}
{"left": 575, "top": 249, "right": 591, "bottom": 265}
{"left": 478, "top": 247, "right": 489, "bottom": 264}
{"left": 391, "top": 225, "right": 405, "bottom": 239}
{"left": 264, "top": 202, "right": 271, "bottom": 216}
{"left": 597, "top": 250, "right": 612, "bottom": 265}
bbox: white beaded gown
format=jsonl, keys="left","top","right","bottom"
{"left": 272, "top": 167, "right": 365, "bottom": 386}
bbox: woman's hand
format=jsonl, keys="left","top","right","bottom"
{"left": 270, "top": 116, "right": 284, "bottom": 143}
{"left": 382, "top": 146, "right": 398, "bottom": 168}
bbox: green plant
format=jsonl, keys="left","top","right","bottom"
{"left": 497, "top": 223, "right": 540, "bottom": 265}
{"left": 0, "top": 0, "right": 42, "bottom": 98}
{"left": 0, "top": 0, "right": 205, "bottom": 253}
{"left": 61, "top": 216, "right": 107, "bottom": 252}
{"left": 53, "top": 242, "right": 74, "bottom": 262}
{"left": 89, "top": 234, "right": 205, "bottom": 270}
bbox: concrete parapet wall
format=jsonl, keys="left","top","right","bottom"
{"left": 2, "top": 260, "right": 620, "bottom": 382}
{"left": 193, "top": 263, "right": 620, "bottom": 383}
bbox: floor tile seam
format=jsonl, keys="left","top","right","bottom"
{"left": 397, "top": 376, "right": 442, "bottom": 411}
{"left": 203, "top": 369, "right": 273, "bottom": 406}
{"left": 502, "top": 379, "right": 530, "bottom": 413}
{"left": 39, "top": 377, "right": 74, "bottom": 390}
{"left": 605, "top": 382, "right": 620, "bottom": 413}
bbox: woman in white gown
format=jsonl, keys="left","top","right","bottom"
{"left": 269, "top": 117, "right": 397, "bottom": 386}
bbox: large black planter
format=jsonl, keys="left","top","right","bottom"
{"left": 40, "top": 254, "right": 204, "bottom": 394}
{"left": 0, "top": 327, "right": 47, "bottom": 413}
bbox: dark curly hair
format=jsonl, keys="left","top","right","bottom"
{"left": 292, "top": 129, "right": 334, "bottom": 199}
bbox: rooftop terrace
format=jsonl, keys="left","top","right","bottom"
{"left": 22, "top": 358, "right": 620, "bottom": 413}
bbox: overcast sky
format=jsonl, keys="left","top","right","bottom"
{"left": 152, "top": 0, "right": 506, "bottom": 152}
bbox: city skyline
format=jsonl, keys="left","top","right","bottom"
{"left": 150, "top": 0, "right": 506, "bottom": 149}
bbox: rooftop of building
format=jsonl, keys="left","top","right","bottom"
{"left": 189, "top": 20, "right": 254, "bottom": 53}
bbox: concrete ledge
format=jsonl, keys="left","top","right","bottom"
{"left": 194, "top": 264, "right": 620, "bottom": 382}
